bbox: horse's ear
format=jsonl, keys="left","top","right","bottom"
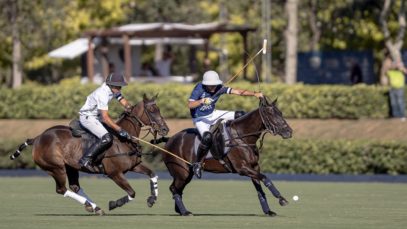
{"left": 153, "top": 93, "right": 159, "bottom": 100}
{"left": 143, "top": 93, "right": 148, "bottom": 101}
{"left": 264, "top": 96, "right": 271, "bottom": 106}
{"left": 260, "top": 96, "right": 268, "bottom": 106}
{"left": 272, "top": 97, "right": 278, "bottom": 105}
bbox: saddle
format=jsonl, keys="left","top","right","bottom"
{"left": 193, "top": 119, "right": 232, "bottom": 160}
{"left": 69, "top": 119, "right": 88, "bottom": 137}
{"left": 69, "top": 119, "right": 113, "bottom": 173}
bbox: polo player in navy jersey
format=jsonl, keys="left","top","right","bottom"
{"left": 188, "top": 70, "right": 263, "bottom": 178}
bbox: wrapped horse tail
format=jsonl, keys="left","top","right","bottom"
{"left": 10, "top": 138, "right": 35, "bottom": 160}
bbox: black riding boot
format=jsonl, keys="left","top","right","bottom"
{"left": 192, "top": 143, "right": 211, "bottom": 179}
{"left": 79, "top": 133, "right": 113, "bottom": 170}
{"left": 192, "top": 131, "right": 212, "bottom": 179}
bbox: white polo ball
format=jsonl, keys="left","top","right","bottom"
{"left": 292, "top": 195, "right": 299, "bottom": 201}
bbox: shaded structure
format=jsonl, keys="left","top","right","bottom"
{"left": 49, "top": 22, "right": 256, "bottom": 83}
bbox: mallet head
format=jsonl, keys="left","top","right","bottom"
{"left": 262, "top": 39, "right": 267, "bottom": 54}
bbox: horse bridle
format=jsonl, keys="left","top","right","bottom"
{"left": 258, "top": 102, "right": 279, "bottom": 136}
{"left": 226, "top": 102, "right": 280, "bottom": 151}
{"left": 124, "top": 101, "right": 161, "bottom": 140}
{"left": 106, "top": 101, "right": 162, "bottom": 159}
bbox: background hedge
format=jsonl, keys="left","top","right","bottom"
{"left": 260, "top": 139, "right": 407, "bottom": 175}
{"left": 1, "top": 138, "right": 406, "bottom": 175}
{"left": 0, "top": 82, "right": 391, "bottom": 119}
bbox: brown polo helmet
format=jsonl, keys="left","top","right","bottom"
{"left": 106, "top": 73, "right": 128, "bottom": 87}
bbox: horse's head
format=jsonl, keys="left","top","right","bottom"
{"left": 127, "top": 94, "right": 169, "bottom": 137}
{"left": 259, "top": 96, "right": 292, "bottom": 139}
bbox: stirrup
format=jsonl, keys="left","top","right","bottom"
{"left": 79, "top": 157, "right": 93, "bottom": 169}
{"left": 219, "top": 159, "right": 233, "bottom": 173}
{"left": 192, "top": 162, "right": 202, "bottom": 179}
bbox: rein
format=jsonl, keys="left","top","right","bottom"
{"left": 121, "top": 101, "right": 159, "bottom": 141}
{"left": 105, "top": 101, "right": 163, "bottom": 158}
{"left": 226, "top": 103, "right": 278, "bottom": 152}
{"left": 108, "top": 101, "right": 162, "bottom": 158}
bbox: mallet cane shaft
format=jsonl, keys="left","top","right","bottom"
{"left": 210, "top": 39, "right": 267, "bottom": 99}
{"left": 225, "top": 39, "right": 268, "bottom": 85}
{"left": 130, "top": 136, "right": 192, "bottom": 165}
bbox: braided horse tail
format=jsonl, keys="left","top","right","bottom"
{"left": 10, "top": 138, "right": 35, "bottom": 160}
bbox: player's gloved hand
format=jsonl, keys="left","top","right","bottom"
{"left": 125, "top": 105, "right": 132, "bottom": 114}
{"left": 118, "top": 129, "right": 131, "bottom": 140}
{"left": 254, "top": 92, "right": 264, "bottom": 99}
{"left": 202, "top": 98, "right": 214, "bottom": 105}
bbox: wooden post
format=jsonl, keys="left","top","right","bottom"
{"left": 87, "top": 36, "right": 94, "bottom": 83}
{"left": 101, "top": 38, "right": 109, "bottom": 80}
{"left": 203, "top": 38, "right": 210, "bottom": 72}
{"left": 284, "top": 0, "right": 298, "bottom": 85}
{"left": 123, "top": 34, "right": 132, "bottom": 82}
{"left": 242, "top": 32, "right": 248, "bottom": 80}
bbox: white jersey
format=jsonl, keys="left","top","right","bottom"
{"left": 79, "top": 83, "right": 120, "bottom": 116}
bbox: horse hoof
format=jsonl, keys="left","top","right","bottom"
{"left": 109, "top": 201, "right": 117, "bottom": 211}
{"left": 279, "top": 197, "right": 289, "bottom": 206}
{"left": 182, "top": 211, "right": 193, "bottom": 216}
{"left": 85, "top": 205, "right": 93, "bottom": 213}
{"left": 147, "top": 196, "right": 157, "bottom": 208}
{"left": 84, "top": 202, "right": 94, "bottom": 213}
{"left": 266, "top": 210, "right": 277, "bottom": 217}
{"left": 95, "top": 207, "right": 105, "bottom": 216}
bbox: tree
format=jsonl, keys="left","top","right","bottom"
{"left": 1, "top": 0, "right": 23, "bottom": 88}
{"left": 284, "top": 0, "right": 298, "bottom": 84}
{"left": 380, "top": 0, "right": 406, "bottom": 62}
{"left": 379, "top": 0, "right": 406, "bottom": 85}
{"left": 308, "top": 0, "right": 321, "bottom": 52}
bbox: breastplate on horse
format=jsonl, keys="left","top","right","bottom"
{"left": 163, "top": 96, "right": 293, "bottom": 216}
{"left": 10, "top": 95, "right": 169, "bottom": 215}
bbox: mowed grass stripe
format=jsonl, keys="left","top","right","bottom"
{"left": 0, "top": 177, "right": 406, "bottom": 229}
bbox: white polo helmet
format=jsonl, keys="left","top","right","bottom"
{"left": 202, "top": 70, "right": 223, "bottom": 85}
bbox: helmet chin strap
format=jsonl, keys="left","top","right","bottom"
{"left": 108, "top": 85, "right": 121, "bottom": 93}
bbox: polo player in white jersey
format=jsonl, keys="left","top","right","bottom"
{"left": 78, "top": 73, "right": 132, "bottom": 170}
{"left": 188, "top": 70, "right": 263, "bottom": 178}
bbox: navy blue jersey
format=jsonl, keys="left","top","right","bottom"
{"left": 189, "top": 83, "right": 232, "bottom": 118}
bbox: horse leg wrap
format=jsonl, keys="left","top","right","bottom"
{"left": 64, "top": 190, "right": 87, "bottom": 205}
{"left": 109, "top": 195, "right": 132, "bottom": 211}
{"left": 257, "top": 192, "right": 271, "bottom": 214}
{"left": 150, "top": 176, "right": 159, "bottom": 197}
{"left": 264, "top": 178, "right": 281, "bottom": 198}
{"left": 10, "top": 141, "right": 29, "bottom": 160}
{"left": 173, "top": 194, "right": 188, "bottom": 215}
{"left": 78, "top": 188, "right": 96, "bottom": 209}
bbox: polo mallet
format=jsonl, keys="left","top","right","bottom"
{"left": 130, "top": 136, "right": 192, "bottom": 165}
{"left": 211, "top": 39, "right": 268, "bottom": 99}
{"left": 225, "top": 39, "right": 268, "bottom": 84}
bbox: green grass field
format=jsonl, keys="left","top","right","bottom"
{"left": 0, "top": 177, "right": 406, "bottom": 229}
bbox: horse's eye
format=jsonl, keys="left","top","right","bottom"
{"left": 148, "top": 106, "right": 155, "bottom": 112}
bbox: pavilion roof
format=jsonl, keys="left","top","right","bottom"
{"left": 83, "top": 22, "right": 256, "bottom": 38}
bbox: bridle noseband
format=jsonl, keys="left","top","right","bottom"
{"left": 123, "top": 101, "right": 162, "bottom": 139}
{"left": 226, "top": 101, "right": 283, "bottom": 152}
{"left": 259, "top": 102, "right": 279, "bottom": 136}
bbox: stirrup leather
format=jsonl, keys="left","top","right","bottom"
{"left": 218, "top": 159, "right": 232, "bottom": 172}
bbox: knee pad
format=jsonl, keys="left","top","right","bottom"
{"left": 201, "top": 131, "right": 213, "bottom": 145}
{"left": 234, "top": 110, "right": 246, "bottom": 119}
{"left": 100, "top": 133, "right": 113, "bottom": 147}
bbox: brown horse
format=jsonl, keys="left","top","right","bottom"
{"left": 10, "top": 94, "right": 169, "bottom": 215}
{"left": 163, "top": 97, "right": 292, "bottom": 216}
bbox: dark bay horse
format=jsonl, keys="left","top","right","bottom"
{"left": 10, "top": 94, "right": 169, "bottom": 215}
{"left": 163, "top": 97, "right": 292, "bottom": 216}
